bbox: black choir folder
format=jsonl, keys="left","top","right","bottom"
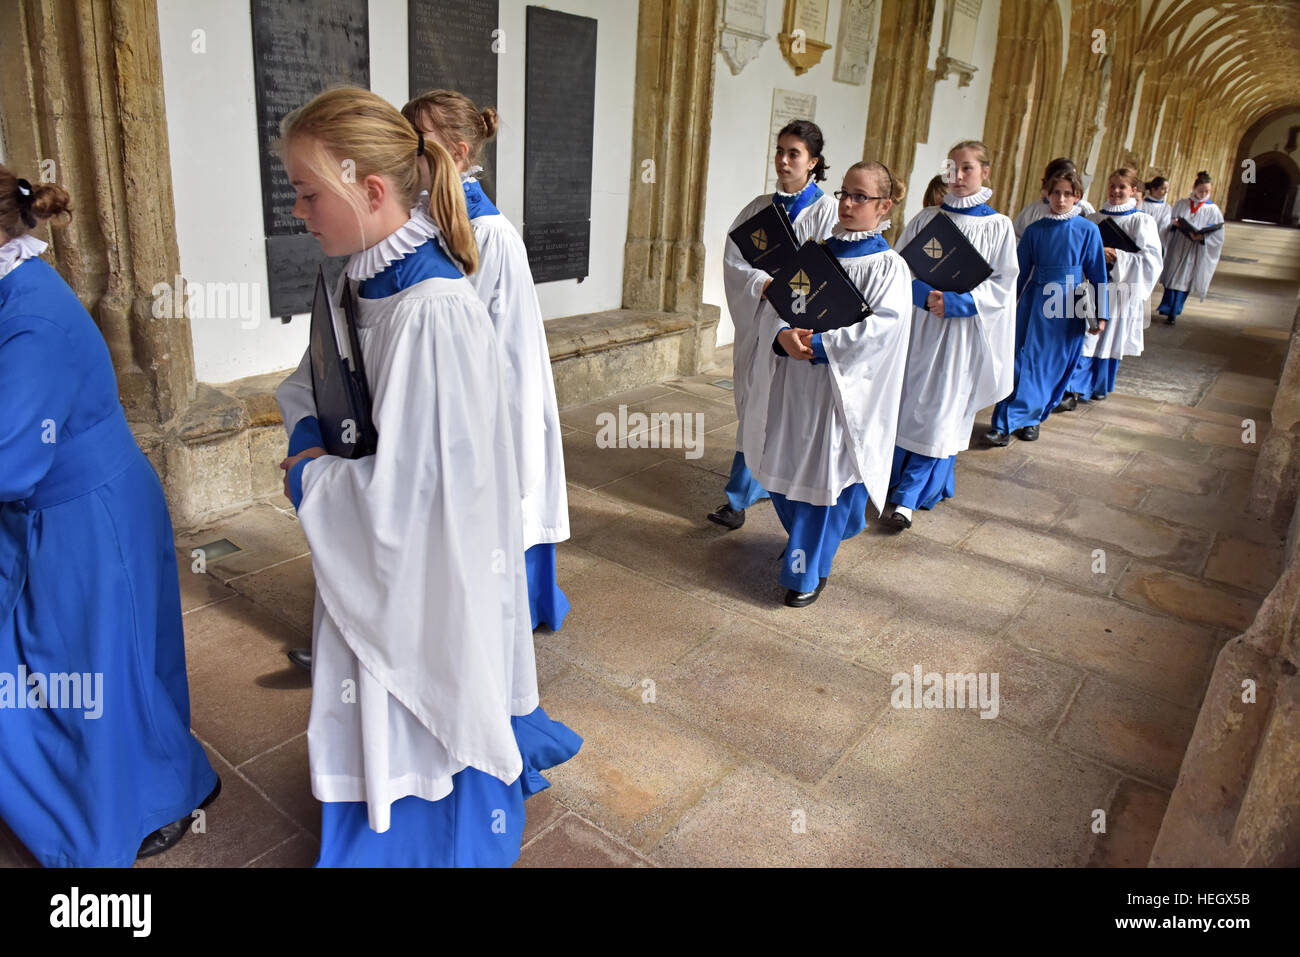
{"left": 1097, "top": 217, "right": 1141, "bottom": 278}
{"left": 728, "top": 201, "right": 799, "bottom": 273}
{"left": 309, "top": 267, "right": 377, "bottom": 458}
{"left": 768, "top": 241, "right": 872, "bottom": 333}
{"left": 1171, "top": 217, "right": 1224, "bottom": 241}
{"left": 898, "top": 212, "right": 993, "bottom": 293}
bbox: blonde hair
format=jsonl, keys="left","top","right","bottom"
{"left": 401, "top": 90, "right": 500, "bottom": 167}
{"left": 0, "top": 165, "right": 71, "bottom": 239}
{"left": 278, "top": 86, "right": 477, "bottom": 274}
{"left": 847, "top": 160, "right": 907, "bottom": 204}
{"left": 949, "top": 140, "right": 992, "bottom": 185}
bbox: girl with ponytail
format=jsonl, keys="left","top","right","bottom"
{"left": 404, "top": 89, "right": 572, "bottom": 634}
{"left": 1156, "top": 170, "right": 1225, "bottom": 325}
{"left": 272, "top": 87, "right": 579, "bottom": 868}
{"left": 0, "top": 166, "right": 219, "bottom": 866}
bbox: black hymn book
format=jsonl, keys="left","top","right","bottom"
{"left": 728, "top": 201, "right": 800, "bottom": 273}
{"left": 1096, "top": 216, "right": 1141, "bottom": 278}
{"left": 1171, "top": 217, "right": 1224, "bottom": 241}
{"left": 309, "top": 266, "right": 378, "bottom": 458}
{"left": 897, "top": 211, "right": 993, "bottom": 293}
{"left": 767, "top": 240, "right": 872, "bottom": 334}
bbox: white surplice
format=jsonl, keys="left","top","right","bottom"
{"left": 1140, "top": 197, "right": 1173, "bottom": 252}
{"left": 275, "top": 211, "right": 537, "bottom": 833}
{"left": 893, "top": 189, "right": 1020, "bottom": 459}
{"left": 740, "top": 232, "right": 912, "bottom": 511}
{"left": 1083, "top": 202, "right": 1163, "bottom": 359}
{"left": 1160, "top": 196, "right": 1225, "bottom": 300}
{"left": 723, "top": 187, "right": 838, "bottom": 428}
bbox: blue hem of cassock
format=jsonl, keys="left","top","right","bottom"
{"left": 770, "top": 486, "right": 869, "bottom": 592}
{"left": 724, "top": 451, "right": 769, "bottom": 510}
{"left": 314, "top": 706, "right": 582, "bottom": 868}
{"left": 525, "top": 543, "right": 570, "bottom": 631}
{"left": 1068, "top": 356, "right": 1120, "bottom": 400}
{"left": 1157, "top": 287, "right": 1189, "bottom": 318}
{"left": 888, "top": 447, "right": 956, "bottom": 510}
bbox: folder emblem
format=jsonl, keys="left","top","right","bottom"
{"left": 788, "top": 269, "right": 812, "bottom": 297}
{"left": 751, "top": 228, "right": 768, "bottom": 251}
{"left": 924, "top": 238, "right": 944, "bottom": 259}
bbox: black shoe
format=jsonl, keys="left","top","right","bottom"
{"left": 1092, "top": 393, "right": 1107, "bottom": 401}
{"left": 1165, "top": 316, "right": 1176, "bottom": 325}
{"left": 984, "top": 429, "right": 1011, "bottom": 447}
{"left": 889, "top": 511, "right": 912, "bottom": 531}
{"left": 784, "top": 578, "right": 827, "bottom": 608}
{"left": 1051, "top": 394, "right": 1078, "bottom": 413}
{"left": 1014, "top": 424, "right": 1040, "bottom": 441}
{"left": 136, "top": 776, "right": 219, "bottom": 861}
{"left": 288, "top": 648, "right": 312, "bottom": 672}
{"left": 707, "top": 503, "right": 746, "bottom": 530}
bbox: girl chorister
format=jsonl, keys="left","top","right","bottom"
{"left": 709, "top": 120, "right": 838, "bottom": 531}
{"left": 740, "top": 161, "right": 911, "bottom": 606}
{"left": 1157, "top": 171, "right": 1225, "bottom": 326}
{"left": 1013, "top": 158, "right": 1097, "bottom": 240}
{"left": 1140, "top": 175, "right": 1173, "bottom": 246}
{"left": 986, "top": 167, "right": 1108, "bottom": 445}
{"left": 0, "top": 166, "right": 219, "bottom": 866}
{"left": 403, "top": 90, "right": 571, "bottom": 632}
{"left": 886, "top": 141, "right": 1019, "bottom": 530}
{"left": 1060, "top": 167, "right": 1164, "bottom": 407}
{"left": 273, "top": 88, "right": 578, "bottom": 867}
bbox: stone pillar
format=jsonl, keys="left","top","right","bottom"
{"left": 0, "top": 0, "right": 195, "bottom": 428}
{"left": 622, "top": 0, "right": 720, "bottom": 373}
{"left": 1250, "top": 301, "right": 1300, "bottom": 535}
{"left": 861, "top": 0, "right": 936, "bottom": 241}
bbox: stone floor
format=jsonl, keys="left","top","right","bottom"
{"left": 2, "top": 223, "right": 1297, "bottom": 868}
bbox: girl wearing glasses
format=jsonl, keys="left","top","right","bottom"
{"left": 709, "top": 120, "right": 838, "bottom": 532}
{"left": 886, "top": 141, "right": 1019, "bottom": 530}
{"left": 739, "top": 162, "right": 911, "bottom": 607}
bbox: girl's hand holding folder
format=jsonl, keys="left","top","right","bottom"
{"left": 926, "top": 289, "right": 946, "bottom": 317}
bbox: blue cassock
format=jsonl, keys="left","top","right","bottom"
{"left": 0, "top": 257, "right": 217, "bottom": 867}
{"left": 992, "top": 215, "right": 1108, "bottom": 433}
{"left": 725, "top": 179, "right": 827, "bottom": 512}
{"left": 288, "top": 239, "right": 582, "bottom": 867}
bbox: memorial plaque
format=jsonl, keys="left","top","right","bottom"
{"left": 523, "top": 7, "right": 597, "bottom": 282}
{"left": 833, "top": 0, "right": 875, "bottom": 85}
{"left": 250, "top": 0, "right": 369, "bottom": 317}
{"left": 765, "top": 89, "right": 818, "bottom": 194}
{"left": 409, "top": 0, "right": 500, "bottom": 202}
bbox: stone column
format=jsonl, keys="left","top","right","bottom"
{"left": 861, "top": 0, "right": 936, "bottom": 240}
{"left": 0, "top": 0, "right": 195, "bottom": 428}
{"left": 622, "top": 0, "right": 721, "bottom": 373}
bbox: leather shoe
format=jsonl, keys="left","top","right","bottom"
{"left": 288, "top": 648, "right": 312, "bottom": 671}
{"left": 1092, "top": 392, "right": 1107, "bottom": 401}
{"left": 984, "top": 429, "right": 1011, "bottom": 447}
{"left": 1052, "top": 394, "right": 1078, "bottom": 413}
{"left": 136, "top": 777, "right": 221, "bottom": 860}
{"left": 784, "top": 578, "right": 827, "bottom": 608}
{"left": 1165, "top": 316, "right": 1176, "bottom": 325}
{"left": 707, "top": 503, "right": 746, "bottom": 530}
{"left": 1014, "top": 424, "right": 1040, "bottom": 441}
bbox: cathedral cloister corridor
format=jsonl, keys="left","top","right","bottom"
{"left": 4, "top": 221, "right": 1293, "bottom": 869}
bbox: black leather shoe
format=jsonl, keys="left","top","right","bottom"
{"left": 1052, "top": 394, "right": 1078, "bottom": 413}
{"left": 1015, "top": 424, "right": 1040, "bottom": 441}
{"left": 984, "top": 429, "right": 1011, "bottom": 447}
{"left": 707, "top": 503, "right": 746, "bottom": 530}
{"left": 1165, "top": 316, "right": 1176, "bottom": 325}
{"left": 889, "top": 511, "right": 912, "bottom": 530}
{"left": 288, "top": 648, "right": 312, "bottom": 672}
{"left": 136, "top": 777, "right": 220, "bottom": 861}
{"left": 784, "top": 578, "right": 827, "bottom": 608}
{"left": 1092, "top": 393, "right": 1107, "bottom": 401}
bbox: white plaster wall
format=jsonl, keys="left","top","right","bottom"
{"left": 702, "top": 0, "right": 881, "bottom": 350}
{"left": 904, "top": 0, "right": 1003, "bottom": 221}
{"left": 157, "top": 0, "right": 638, "bottom": 384}
{"left": 1246, "top": 110, "right": 1300, "bottom": 166}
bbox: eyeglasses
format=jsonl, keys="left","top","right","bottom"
{"left": 834, "top": 190, "right": 886, "bottom": 205}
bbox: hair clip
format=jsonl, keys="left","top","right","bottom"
{"left": 15, "top": 178, "right": 37, "bottom": 227}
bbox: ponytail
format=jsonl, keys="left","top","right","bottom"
{"left": 420, "top": 136, "right": 478, "bottom": 275}
{"left": 0, "top": 166, "right": 72, "bottom": 238}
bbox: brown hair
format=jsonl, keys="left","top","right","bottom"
{"left": 1194, "top": 170, "right": 1212, "bottom": 186}
{"left": 1041, "top": 156, "right": 1077, "bottom": 188}
{"left": 278, "top": 86, "right": 478, "bottom": 274}
{"left": 1045, "top": 168, "right": 1084, "bottom": 198}
{"left": 923, "top": 174, "right": 947, "bottom": 207}
{"left": 847, "top": 160, "right": 907, "bottom": 205}
{"left": 948, "top": 140, "right": 991, "bottom": 185}
{"left": 0, "top": 165, "right": 72, "bottom": 239}
{"left": 1110, "top": 166, "right": 1141, "bottom": 191}
{"left": 401, "top": 89, "right": 500, "bottom": 168}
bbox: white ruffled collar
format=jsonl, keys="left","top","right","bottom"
{"left": 1101, "top": 198, "right": 1137, "bottom": 213}
{"left": 1045, "top": 205, "right": 1081, "bottom": 220}
{"left": 775, "top": 179, "right": 815, "bottom": 199}
{"left": 943, "top": 186, "right": 993, "bottom": 208}
{"left": 460, "top": 165, "right": 484, "bottom": 184}
{"left": 832, "top": 221, "right": 891, "bottom": 240}
{"left": 0, "top": 234, "right": 48, "bottom": 281}
{"left": 345, "top": 205, "right": 442, "bottom": 282}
